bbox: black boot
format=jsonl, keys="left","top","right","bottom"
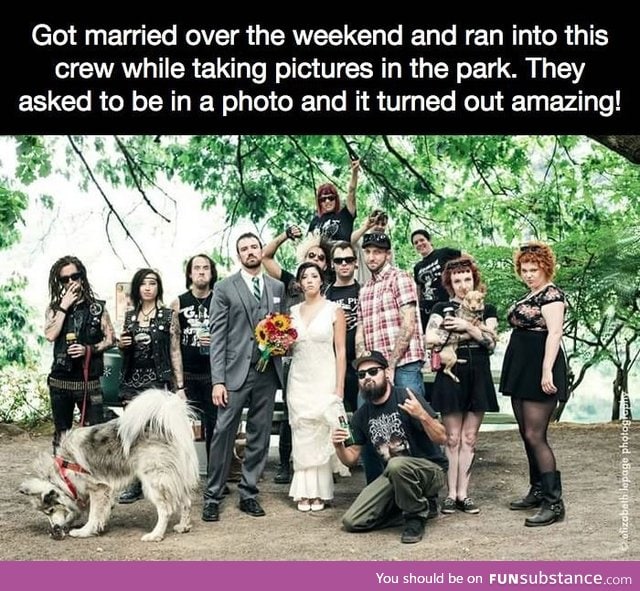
{"left": 509, "top": 484, "right": 543, "bottom": 510}
{"left": 525, "top": 471, "right": 565, "bottom": 527}
{"left": 274, "top": 420, "right": 292, "bottom": 484}
{"left": 274, "top": 462, "right": 292, "bottom": 484}
{"left": 119, "top": 479, "right": 143, "bottom": 504}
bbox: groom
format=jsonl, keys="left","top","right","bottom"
{"left": 202, "top": 232, "right": 285, "bottom": 522}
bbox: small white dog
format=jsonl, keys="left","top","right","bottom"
{"left": 19, "top": 389, "right": 199, "bottom": 542}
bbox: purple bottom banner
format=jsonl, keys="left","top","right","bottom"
{"left": 2, "top": 561, "right": 637, "bottom": 590}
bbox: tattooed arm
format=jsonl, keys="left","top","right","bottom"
{"left": 92, "top": 309, "right": 116, "bottom": 353}
{"left": 44, "top": 285, "right": 81, "bottom": 342}
{"left": 44, "top": 307, "right": 67, "bottom": 342}
{"left": 169, "top": 309, "right": 185, "bottom": 396}
{"left": 447, "top": 316, "right": 497, "bottom": 351}
{"left": 424, "top": 313, "right": 449, "bottom": 348}
{"left": 389, "top": 303, "right": 417, "bottom": 378}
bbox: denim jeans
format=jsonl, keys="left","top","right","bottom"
{"left": 394, "top": 361, "right": 425, "bottom": 398}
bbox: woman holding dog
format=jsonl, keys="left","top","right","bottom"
{"left": 117, "top": 268, "right": 184, "bottom": 503}
{"left": 500, "top": 241, "right": 567, "bottom": 527}
{"left": 425, "top": 256, "right": 498, "bottom": 515}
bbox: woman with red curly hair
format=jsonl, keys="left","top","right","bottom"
{"left": 307, "top": 159, "right": 359, "bottom": 243}
{"left": 500, "top": 241, "right": 568, "bottom": 527}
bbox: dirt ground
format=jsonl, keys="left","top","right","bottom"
{"left": 0, "top": 421, "right": 637, "bottom": 561}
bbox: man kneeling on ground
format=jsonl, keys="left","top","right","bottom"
{"left": 332, "top": 350, "right": 447, "bottom": 544}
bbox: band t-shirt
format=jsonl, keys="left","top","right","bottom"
{"left": 350, "top": 387, "right": 448, "bottom": 471}
{"left": 324, "top": 282, "right": 359, "bottom": 363}
{"left": 178, "top": 291, "right": 212, "bottom": 374}
{"left": 414, "top": 247, "right": 461, "bottom": 316}
{"left": 308, "top": 207, "right": 355, "bottom": 243}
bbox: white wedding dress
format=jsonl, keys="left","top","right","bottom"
{"left": 287, "top": 300, "right": 343, "bottom": 502}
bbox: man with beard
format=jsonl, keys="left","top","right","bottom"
{"left": 332, "top": 350, "right": 447, "bottom": 544}
{"left": 171, "top": 254, "right": 218, "bottom": 460}
{"left": 202, "top": 233, "right": 285, "bottom": 522}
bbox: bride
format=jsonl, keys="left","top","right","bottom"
{"left": 287, "top": 262, "right": 346, "bottom": 512}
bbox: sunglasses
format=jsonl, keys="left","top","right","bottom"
{"left": 59, "top": 272, "right": 82, "bottom": 284}
{"left": 307, "top": 252, "right": 326, "bottom": 262}
{"left": 363, "top": 233, "right": 390, "bottom": 244}
{"left": 318, "top": 194, "right": 337, "bottom": 204}
{"left": 447, "top": 260, "right": 473, "bottom": 271}
{"left": 357, "top": 366, "right": 385, "bottom": 379}
{"left": 520, "top": 244, "right": 543, "bottom": 253}
{"left": 333, "top": 256, "right": 356, "bottom": 265}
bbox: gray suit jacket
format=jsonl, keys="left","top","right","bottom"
{"left": 209, "top": 272, "right": 285, "bottom": 391}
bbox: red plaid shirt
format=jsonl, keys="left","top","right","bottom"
{"left": 357, "top": 264, "right": 424, "bottom": 366}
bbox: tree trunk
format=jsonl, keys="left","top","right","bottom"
{"left": 612, "top": 367, "right": 633, "bottom": 421}
{"left": 588, "top": 135, "right": 640, "bottom": 164}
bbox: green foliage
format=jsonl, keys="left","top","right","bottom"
{"left": 0, "top": 184, "right": 28, "bottom": 249}
{"left": 0, "top": 364, "right": 50, "bottom": 426}
{"left": 15, "top": 136, "right": 52, "bottom": 184}
{"left": 4, "top": 134, "right": 640, "bottom": 415}
{"left": 0, "top": 276, "right": 42, "bottom": 368}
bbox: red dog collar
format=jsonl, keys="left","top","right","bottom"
{"left": 54, "top": 456, "right": 90, "bottom": 501}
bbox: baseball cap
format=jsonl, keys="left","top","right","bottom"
{"left": 352, "top": 350, "right": 389, "bottom": 370}
{"left": 362, "top": 232, "right": 391, "bottom": 250}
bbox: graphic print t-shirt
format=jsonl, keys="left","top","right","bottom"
{"left": 308, "top": 207, "right": 355, "bottom": 243}
{"left": 414, "top": 247, "right": 461, "bottom": 313}
{"left": 324, "top": 281, "right": 359, "bottom": 363}
{"left": 350, "top": 387, "right": 448, "bottom": 470}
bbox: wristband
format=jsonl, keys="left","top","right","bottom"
{"left": 59, "top": 307, "right": 68, "bottom": 314}
{"left": 285, "top": 226, "right": 298, "bottom": 241}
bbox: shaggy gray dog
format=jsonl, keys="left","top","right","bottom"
{"left": 20, "top": 389, "right": 199, "bottom": 542}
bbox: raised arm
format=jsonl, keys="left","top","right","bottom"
{"left": 345, "top": 159, "right": 360, "bottom": 216}
{"left": 262, "top": 225, "right": 301, "bottom": 280}
{"left": 398, "top": 389, "right": 446, "bottom": 445}
{"left": 350, "top": 211, "right": 377, "bottom": 245}
{"left": 44, "top": 286, "right": 81, "bottom": 342}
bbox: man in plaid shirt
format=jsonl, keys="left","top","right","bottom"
{"left": 355, "top": 232, "right": 426, "bottom": 482}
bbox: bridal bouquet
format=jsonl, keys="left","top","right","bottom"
{"left": 254, "top": 312, "right": 298, "bottom": 372}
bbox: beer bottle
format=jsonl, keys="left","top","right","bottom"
{"left": 196, "top": 305, "right": 209, "bottom": 356}
{"left": 338, "top": 415, "right": 355, "bottom": 447}
{"left": 65, "top": 332, "right": 77, "bottom": 355}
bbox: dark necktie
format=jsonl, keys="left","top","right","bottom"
{"left": 252, "top": 276, "right": 261, "bottom": 301}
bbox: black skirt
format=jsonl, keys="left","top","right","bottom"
{"left": 431, "top": 346, "right": 499, "bottom": 415}
{"left": 500, "top": 329, "right": 568, "bottom": 402}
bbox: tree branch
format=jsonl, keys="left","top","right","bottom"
{"left": 113, "top": 136, "right": 172, "bottom": 222}
{"left": 66, "top": 135, "right": 150, "bottom": 266}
